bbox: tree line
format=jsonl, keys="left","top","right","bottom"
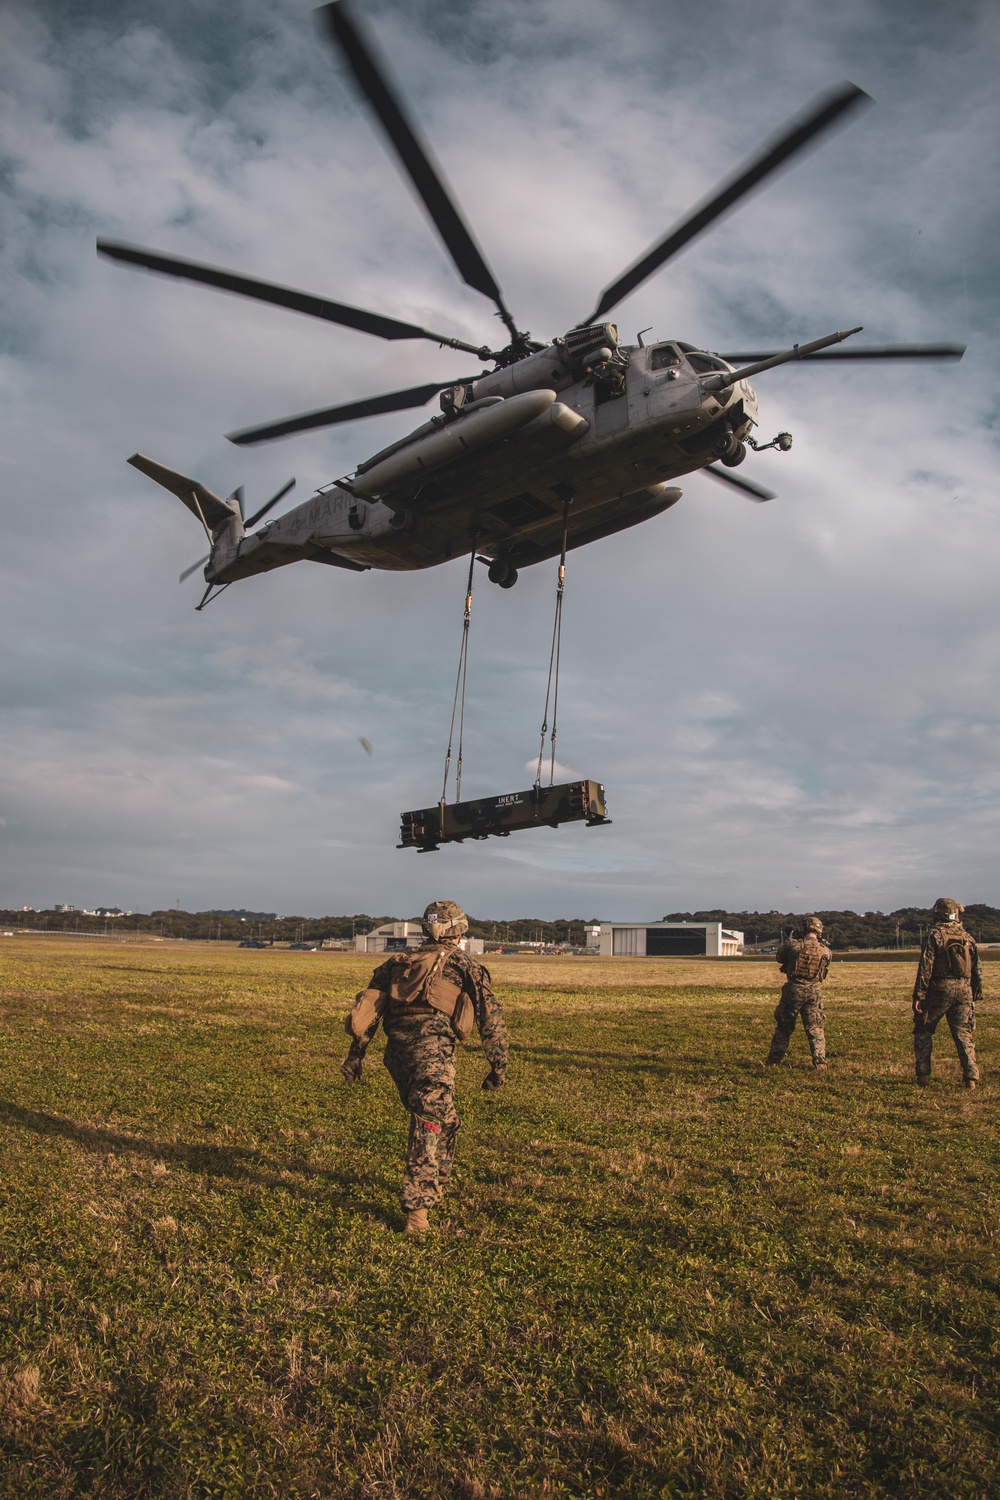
{"left": 0, "top": 909, "right": 591, "bottom": 945}
{"left": 662, "top": 907, "right": 1000, "bottom": 949}
{"left": 4, "top": 906, "right": 1000, "bottom": 950}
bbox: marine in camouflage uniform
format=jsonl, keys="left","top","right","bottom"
{"left": 341, "top": 900, "right": 509, "bottom": 1232}
{"left": 766, "top": 916, "right": 831, "bottom": 1069}
{"left": 912, "top": 897, "right": 982, "bottom": 1090}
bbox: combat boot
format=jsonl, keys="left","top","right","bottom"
{"left": 813, "top": 1060, "right": 828, "bottom": 1071}
{"left": 405, "top": 1208, "right": 430, "bottom": 1233}
{"left": 916, "top": 1076, "right": 929, "bottom": 1089}
{"left": 964, "top": 1079, "right": 978, "bottom": 1091}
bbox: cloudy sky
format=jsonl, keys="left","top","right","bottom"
{"left": 1, "top": 0, "right": 997, "bottom": 920}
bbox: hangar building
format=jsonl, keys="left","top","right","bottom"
{"left": 356, "top": 920, "right": 484, "bottom": 955}
{"left": 599, "top": 921, "right": 744, "bottom": 957}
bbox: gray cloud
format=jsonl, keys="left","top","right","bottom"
{"left": 1, "top": 0, "right": 998, "bottom": 917}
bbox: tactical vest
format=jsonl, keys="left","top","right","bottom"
{"left": 931, "top": 927, "right": 974, "bottom": 982}
{"left": 788, "top": 937, "right": 830, "bottom": 983}
{"left": 347, "top": 945, "right": 474, "bottom": 1041}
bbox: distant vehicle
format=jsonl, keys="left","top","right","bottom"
{"left": 238, "top": 938, "right": 274, "bottom": 949}
{"left": 288, "top": 942, "right": 320, "bottom": 951}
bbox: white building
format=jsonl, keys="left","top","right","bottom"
{"left": 355, "top": 920, "right": 484, "bottom": 955}
{"left": 599, "top": 920, "right": 744, "bottom": 957}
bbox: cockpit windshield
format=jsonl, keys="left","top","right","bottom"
{"left": 649, "top": 344, "right": 682, "bottom": 371}
{"left": 684, "top": 352, "right": 732, "bottom": 375}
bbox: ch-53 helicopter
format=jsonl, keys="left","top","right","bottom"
{"left": 99, "top": 2, "right": 962, "bottom": 608}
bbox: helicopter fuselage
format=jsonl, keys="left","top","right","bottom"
{"left": 104, "top": 16, "right": 959, "bottom": 606}
{"left": 205, "top": 333, "right": 759, "bottom": 588}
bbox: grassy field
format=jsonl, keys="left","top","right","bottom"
{"left": 0, "top": 939, "right": 997, "bottom": 1499}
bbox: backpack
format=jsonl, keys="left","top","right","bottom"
{"left": 940, "top": 933, "right": 973, "bottom": 980}
{"left": 346, "top": 947, "right": 476, "bottom": 1041}
{"left": 792, "top": 938, "right": 829, "bottom": 983}
{"left": 383, "top": 946, "right": 476, "bottom": 1039}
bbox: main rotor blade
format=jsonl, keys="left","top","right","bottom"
{"left": 703, "top": 465, "right": 775, "bottom": 502}
{"left": 321, "top": 3, "right": 520, "bottom": 343}
{"left": 245, "top": 478, "right": 296, "bottom": 529}
{"left": 585, "top": 82, "right": 870, "bottom": 324}
{"left": 179, "top": 554, "right": 210, "bottom": 583}
{"left": 717, "top": 343, "right": 965, "bottom": 362}
{"left": 226, "top": 377, "right": 480, "bottom": 447}
{"left": 96, "top": 239, "right": 488, "bottom": 355}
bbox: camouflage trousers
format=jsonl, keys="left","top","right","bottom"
{"left": 768, "top": 981, "right": 826, "bottom": 1065}
{"left": 913, "top": 980, "right": 978, "bottom": 1082}
{"left": 382, "top": 1010, "right": 461, "bottom": 1211}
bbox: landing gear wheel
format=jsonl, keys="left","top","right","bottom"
{"left": 488, "top": 559, "right": 518, "bottom": 588}
{"left": 720, "top": 440, "right": 747, "bottom": 468}
{"left": 711, "top": 430, "right": 739, "bottom": 461}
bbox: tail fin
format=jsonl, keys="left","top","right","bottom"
{"left": 127, "top": 453, "right": 243, "bottom": 534}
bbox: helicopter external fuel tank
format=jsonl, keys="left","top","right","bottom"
{"left": 351, "top": 389, "right": 588, "bottom": 501}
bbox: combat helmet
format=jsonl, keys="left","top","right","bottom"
{"left": 801, "top": 916, "right": 824, "bottom": 935}
{"left": 932, "top": 897, "right": 963, "bottom": 922}
{"left": 422, "top": 899, "right": 468, "bottom": 942}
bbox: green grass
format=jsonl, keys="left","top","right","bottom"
{"left": 0, "top": 940, "right": 997, "bottom": 1498}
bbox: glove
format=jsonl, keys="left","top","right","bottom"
{"left": 340, "top": 1053, "right": 363, "bottom": 1084}
{"left": 481, "top": 1068, "right": 505, "bottom": 1092}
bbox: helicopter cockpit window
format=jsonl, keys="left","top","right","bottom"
{"left": 649, "top": 344, "right": 682, "bottom": 371}
{"left": 684, "top": 352, "right": 732, "bottom": 375}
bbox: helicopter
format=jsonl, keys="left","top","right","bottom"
{"left": 99, "top": 2, "right": 963, "bottom": 606}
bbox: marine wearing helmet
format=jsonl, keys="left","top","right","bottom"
{"left": 913, "top": 898, "right": 982, "bottom": 1089}
{"left": 766, "top": 915, "right": 832, "bottom": 1069}
{"left": 341, "top": 896, "right": 509, "bottom": 1234}
{"left": 422, "top": 899, "right": 469, "bottom": 942}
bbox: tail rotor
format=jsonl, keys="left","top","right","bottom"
{"left": 177, "top": 478, "right": 296, "bottom": 588}
{"left": 178, "top": 553, "right": 210, "bottom": 583}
